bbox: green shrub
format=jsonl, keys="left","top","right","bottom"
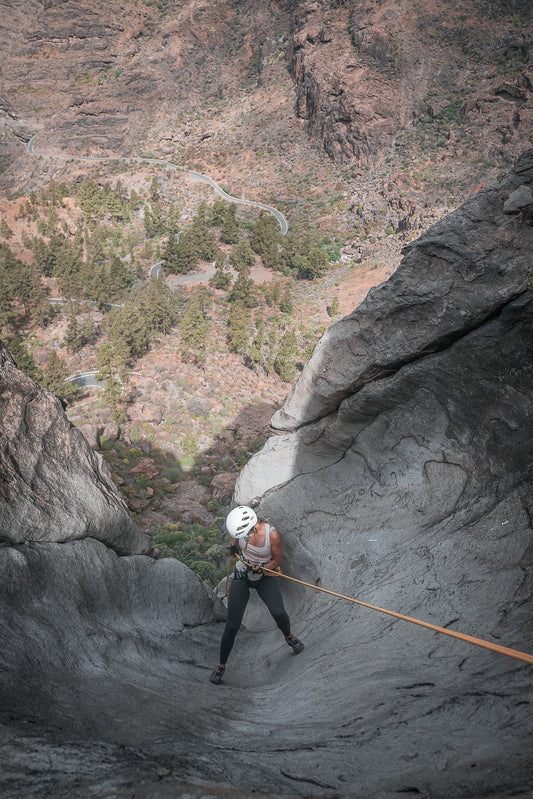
{"left": 152, "top": 520, "right": 229, "bottom": 587}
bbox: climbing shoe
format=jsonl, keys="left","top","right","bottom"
{"left": 285, "top": 634, "right": 305, "bottom": 654}
{"left": 209, "top": 665, "right": 225, "bottom": 684}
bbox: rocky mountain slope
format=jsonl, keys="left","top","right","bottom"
{"left": 1, "top": 0, "right": 531, "bottom": 536}
{"left": 2, "top": 0, "right": 532, "bottom": 229}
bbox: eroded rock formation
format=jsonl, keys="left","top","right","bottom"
{"left": 0, "top": 344, "right": 150, "bottom": 554}
{"left": 1, "top": 156, "right": 533, "bottom": 797}
{"left": 288, "top": 0, "right": 533, "bottom": 167}
{"left": 271, "top": 148, "right": 533, "bottom": 432}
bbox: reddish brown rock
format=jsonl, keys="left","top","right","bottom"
{"left": 209, "top": 472, "right": 238, "bottom": 502}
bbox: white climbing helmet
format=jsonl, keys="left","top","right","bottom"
{"left": 226, "top": 505, "right": 257, "bottom": 539}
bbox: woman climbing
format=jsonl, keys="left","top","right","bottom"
{"left": 209, "top": 505, "right": 304, "bottom": 684}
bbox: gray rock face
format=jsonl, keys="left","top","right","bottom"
{"left": 1, "top": 154, "right": 533, "bottom": 799}
{"left": 231, "top": 155, "right": 533, "bottom": 794}
{"left": 272, "top": 149, "right": 533, "bottom": 431}
{"left": 0, "top": 344, "right": 150, "bottom": 554}
{"left": 0, "top": 538, "right": 228, "bottom": 795}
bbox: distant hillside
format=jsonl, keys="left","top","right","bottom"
{"left": 1, "top": 0, "right": 531, "bottom": 238}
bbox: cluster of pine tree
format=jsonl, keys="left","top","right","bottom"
{"left": 76, "top": 177, "right": 141, "bottom": 222}
{"left": 1, "top": 169, "right": 335, "bottom": 409}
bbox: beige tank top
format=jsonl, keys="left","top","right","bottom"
{"left": 236, "top": 524, "right": 272, "bottom": 582}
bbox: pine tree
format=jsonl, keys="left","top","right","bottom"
{"left": 228, "top": 272, "right": 258, "bottom": 308}
{"left": 144, "top": 203, "right": 166, "bottom": 237}
{"left": 230, "top": 239, "right": 255, "bottom": 273}
{"left": 65, "top": 312, "right": 82, "bottom": 352}
{"left": 107, "top": 302, "right": 149, "bottom": 362}
{"left": 251, "top": 212, "right": 280, "bottom": 256}
{"left": 140, "top": 275, "right": 177, "bottom": 335}
{"left": 163, "top": 229, "right": 200, "bottom": 274}
{"left": 262, "top": 241, "right": 283, "bottom": 271}
{"left": 27, "top": 266, "right": 53, "bottom": 327}
{"left": 210, "top": 199, "right": 228, "bottom": 227}
{"left": 85, "top": 263, "right": 111, "bottom": 309}
{"left": 179, "top": 288, "right": 210, "bottom": 363}
{"left": 31, "top": 233, "right": 65, "bottom": 276}
{"left": 279, "top": 284, "right": 294, "bottom": 314}
{"left": 274, "top": 329, "right": 298, "bottom": 382}
{"left": 108, "top": 255, "right": 132, "bottom": 298}
{"left": 77, "top": 177, "right": 100, "bottom": 217}
{"left": 248, "top": 318, "right": 266, "bottom": 371}
{"left": 166, "top": 201, "right": 181, "bottom": 234}
{"left": 7, "top": 337, "right": 40, "bottom": 381}
{"left": 0, "top": 260, "right": 17, "bottom": 333}
{"left": 0, "top": 218, "right": 12, "bottom": 239}
{"left": 150, "top": 176, "right": 160, "bottom": 203}
{"left": 227, "top": 301, "right": 251, "bottom": 354}
{"left": 264, "top": 280, "right": 281, "bottom": 307}
{"left": 103, "top": 376, "right": 126, "bottom": 422}
{"left": 54, "top": 241, "right": 84, "bottom": 300}
{"left": 41, "top": 350, "right": 76, "bottom": 399}
{"left": 221, "top": 203, "right": 239, "bottom": 244}
{"left": 266, "top": 326, "right": 277, "bottom": 375}
{"left": 283, "top": 234, "right": 329, "bottom": 280}
{"left": 95, "top": 343, "right": 126, "bottom": 420}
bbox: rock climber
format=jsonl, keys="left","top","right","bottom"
{"left": 209, "top": 505, "right": 304, "bottom": 684}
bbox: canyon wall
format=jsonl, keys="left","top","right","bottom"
{"left": 1, "top": 153, "right": 532, "bottom": 798}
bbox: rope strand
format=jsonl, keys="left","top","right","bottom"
{"left": 232, "top": 556, "right": 533, "bottom": 666}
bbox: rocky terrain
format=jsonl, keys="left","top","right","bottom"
{"left": 1, "top": 151, "right": 533, "bottom": 798}
{"left": 2, "top": 0, "right": 532, "bottom": 230}
{"left": 1, "top": 0, "right": 532, "bottom": 537}
{"left": 1, "top": 1, "right": 533, "bottom": 796}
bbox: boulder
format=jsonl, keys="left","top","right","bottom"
{"left": 209, "top": 471, "right": 239, "bottom": 501}
{"left": 503, "top": 183, "right": 533, "bottom": 214}
{"left": 161, "top": 479, "right": 213, "bottom": 525}
{"left": 0, "top": 343, "right": 150, "bottom": 555}
{"left": 129, "top": 457, "right": 160, "bottom": 479}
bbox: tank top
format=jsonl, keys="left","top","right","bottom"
{"left": 236, "top": 523, "right": 272, "bottom": 582}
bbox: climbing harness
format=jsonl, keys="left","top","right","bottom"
{"left": 231, "top": 555, "right": 533, "bottom": 666}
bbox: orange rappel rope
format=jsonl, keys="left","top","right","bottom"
{"left": 232, "top": 556, "right": 533, "bottom": 666}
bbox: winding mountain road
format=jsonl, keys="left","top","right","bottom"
{"left": 27, "top": 136, "right": 288, "bottom": 234}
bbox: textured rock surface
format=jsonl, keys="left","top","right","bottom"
{"left": 1, "top": 157, "right": 533, "bottom": 797}
{"left": 0, "top": 344, "right": 150, "bottom": 554}
{"left": 272, "top": 149, "right": 533, "bottom": 431}
{"left": 289, "top": 0, "right": 533, "bottom": 166}
{"left": 0, "top": 539, "right": 228, "bottom": 796}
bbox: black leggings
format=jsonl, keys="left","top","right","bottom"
{"left": 219, "top": 574, "right": 291, "bottom": 665}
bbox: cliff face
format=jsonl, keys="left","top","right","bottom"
{"left": 0, "top": 343, "right": 150, "bottom": 554}
{"left": 233, "top": 151, "right": 533, "bottom": 794}
{"left": 270, "top": 149, "right": 533, "bottom": 431}
{"left": 288, "top": 0, "right": 533, "bottom": 167}
{"left": 1, "top": 0, "right": 531, "bottom": 193}
{"left": 1, "top": 157, "right": 532, "bottom": 798}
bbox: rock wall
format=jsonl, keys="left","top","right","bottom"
{"left": 288, "top": 0, "right": 533, "bottom": 167}
{"left": 0, "top": 343, "right": 150, "bottom": 554}
{"left": 271, "top": 149, "right": 533, "bottom": 432}
{"left": 1, "top": 155, "right": 533, "bottom": 797}
{"left": 231, "top": 151, "right": 533, "bottom": 795}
